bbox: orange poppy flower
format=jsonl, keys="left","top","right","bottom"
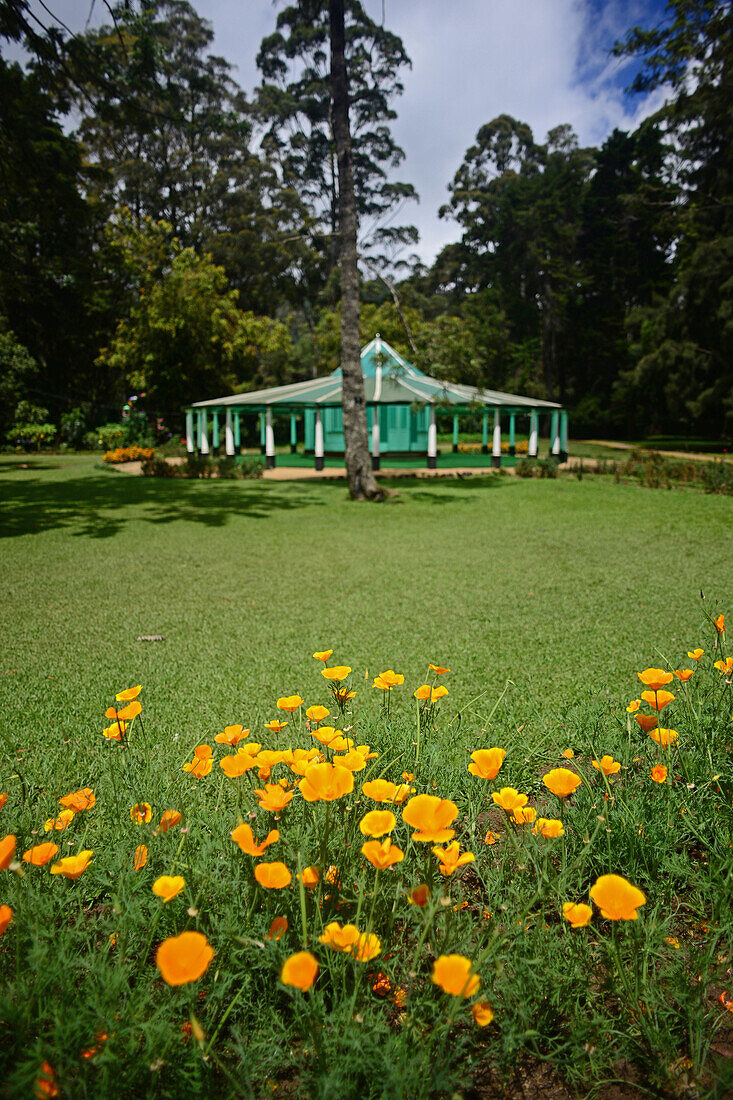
{"left": 254, "top": 862, "right": 292, "bottom": 889}
{"left": 44, "top": 809, "right": 75, "bottom": 832}
{"left": 428, "top": 664, "right": 450, "bottom": 674}
{"left": 80, "top": 1031, "right": 108, "bottom": 1060}
{"left": 306, "top": 705, "right": 330, "bottom": 723}
{"left": 0, "top": 792, "right": 6, "bottom": 811}
{"left": 156, "top": 930, "right": 214, "bottom": 986}
{"left": 102, "top": 720, "right": 128, "bottom": 740}
{"left": 299, "top": 865, "right": 320, "bottom": 888}
{"left": 331, "top": 687, "right": 357, "bottom": 705}
{"left": 264, "top": 719, "right": 288, "bottom": 734}
{"left": 130, "top": 802, "right": 152, "bottom": 825}
{"left": 34, "top": 1061, "right": 59, "bottom": 1099}
{"left": 299, "top": 762, "right": 354, "bottom": 802}
{"left": 266, "top": 915, "right": 288, "bottom": 940}
{"left": 351, "top": 932, "right": 381, "bottom": 962}
{"left": 319, "top": 922, "right": 361, "bottom": 952}
{"left": 22, "top": 842, "right": 58, "bottom": 866}
{"left": 277, "top": 695, "right": 303, "bottom": 712}
{"left": 651, "top": 765, "right": 667, "bottom": 784}
{"left": 589, "top": 874, "right": 646, "bottom": 920}
{"left": 640, "top": 689, "right": 674, "bottom": 711}
{"left": 542, "top": 769, "right": 582, "bottom": 798}
{"left": 59, "top": 788, "right": 95, "bottom": 812}
{"left": 402, "top": 794, "right": 458, "bottom": 842}
{"left": 281, "top": 950, "right": 318, "bottom": 990}
{"left": 431, "top": 955, "right": 480, "bottom": 998}
{"left": 714, "top": 657, "right": 733, "bottom": 675}
{"left": 637, "top": 668, "right": 673, "bottom": 691}
{"left": 362, "top": 778, "right": 414, "bottom": 804}
{"left": 183, "top": 745, "right": 213, "bottom": 777}
{"left": 152, "top": 875, "right": 185, "bottom": 902}
{"left": 116, "top": 700, "right": 142, "bottom": 721}
{"left": 324, "top": 735, "right": 354, "bottom": 753}
{"left": 687, "top": 648, "right": 704, "bottom": 661}
{"left": 432, "top": 685, "right": 449, "bottom": 700}
{"left": 468, "top": 748, "right": 506, "bottom": 780}
{"left": 373, "top": 670, "right": 404, "bottom": 690}
{"left": 674, "top": 669, "right": 694, "bottom": 682}
{"left": 512, "top": 806, "right": 537, "bottom": 825}
{"left": 312, "top": 650, "right": 333, "bottom": 662}
{"left": 649, "top": 727, "right": 678, "bottom": 748}
{"left": 634, "top": 713, "right": 658, "bottom": 733}
{"left": 413, "top": 684, "right": 431, "bottom": 700}
{"left": 484, "top": 830, "right": 499, "bottom": 845}
{"left": 714, "top": 613, "right": 725, "bottom": 633}
{"left": 414, "top": 684, "right": 448, "bottom": 702}
{"left": 407, "top": 883, "right": 431, "bottom": 907}
{"left": 322, "top": 666, "right": 352, "bottom": 681}
{"left": 361, "top": 837, "right": 404, "bottom": 869}
{"left": 472, "top": 1001, "right": 494, "bottom": 1026}
{"left": 157, "top": 810, "right": 182, "bottom": 834}
{"left": 334, "top": 749, "right": 369, "bottom": 772}
{"left": 310, "top": 725, "right": 340, "bottom": 746}
{"left": 220, "top": 752, "right": 258, "bottom": 778}
{"left": 231, "top": 823, "right": 279, "bottom": 856}
{"left": 254, "top": 783, "right": 295, "bottom": 813}
{"left": 562, "top": 902, "right": 593, "bottom": 928}
{"left": 533, "top": 818, "right": 564, "bottom": 838}
{"left": 50, "top": 850, "right": 93, "bottom": 880}
{"left": 491, "top": 788, "right": 528, "bottom": 812}
{"left": 0, "top": 904, "right": 13, "bottom": 936}
{"left": 561, "top": 749, "right": 575, "bottom": 760}
{"left": 214, "top": 725, "right": 250, "bottom": 746}
{"left": 431, "top": 841, "right": 475, "bottom": 876}
{"left": 115, "top": 685, "right": 142, "bottom": 702}
{"left": 626, "top": 700, "right": 640, "bottom": 713}
{"left": 359, "top": 810, "right": 397, "bottom": 837}
{"left": 592, "top": 756, "right": 621, "bottom": 776}
{"left": 0, "top": 834, "right": 17, "bottom": 869}
{"left": 134, "top": 844, "right": 148, "bottom": 870}
{"left": 283, "top": 747, "right": 321, "bottom": 776}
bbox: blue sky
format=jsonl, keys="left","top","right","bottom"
{"left": 4, "top": 0, "right": 672, "bottom": 263}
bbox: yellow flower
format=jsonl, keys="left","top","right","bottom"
{"left": 637, "top": 668, "right": 674, "bottom": 691}
{"left": 592, "top": 755, "right": 621, "bottom": 776}
{"left": 115, "top": 684, "right": 142, "bottom": 702}
{"left": 431, "top": 955, "right": 480, "bottom": 998}
{"left": 214, "top": 724, "right": 250, "bottom": 746}
{"left": 714, "top": 613, "right": 725, "bottom": 634}
{"left": 431, "top": 841, "right": 475, "bottom": 876}
{"left": 299, "top": 762, "right": 354, "bottom": 802}
{"left": 319, "top": 922, "right": 361, "bottom": 952}
{"left": 59, "top": 788, "right": 95, "bottom": 812}
{"left": 306, "top": 705, "right": 330, "bottom": 723}
{"left": 152, "top": 875, "right": 185, "bottom": 903}
{"left": 254, "top": 862, "right": 292, "bottom": 889}
{"left": 373, "top": 670, "right": 404, "bottom": 690}
{"left": 640, "top": 689, "right": 674, "bottom": 711}
{"left": 714, "top": 657, "right": 733, "bottom": 676}
{"left": 49, "top": 850, "right": 93, "bottom": 880}
{"left": 648, "top": 727, "right": 679, "bottom": 748}
{"left": 277, "top": 695, "right": 303, "bottom": 712}
{"left": 183, "top": 745, "right": 213, "bottom": 777}
{"left": 362, "top": 779, "right": 414, "bottom": 804}
{"left": 351, "top": 932, "right": 381, "bottom": 962}
{"left": 359, "top": 810, "right": 396, "bottom": 837}
{"left": 333, "top": 749, "right": 368, "bottom": 772}
{"left": 673, "top": 669, "right": 694, "bottom": 682}
{"left": 563, "top": 902, "right": 593, "bottom": 928}
{"left": 402, "top": 794, "right": 458, "bottom": 842}
{"left": 220, "top": 752, "right": 258, "bottom": 778}
{"left": 282, "top": 747, "right": 320, "bottom": 776}
{"left": 254, "top": 783, "right": 295, "bottom": 813}
{"left": 468, "top": 748, "right": 506, "bottom": 780}
{"left": 589, "top": 874, "right": 646, "bottom": 920}
{"left": 361, "top": 837, "right": 404, "bottom": 869}
{"left": 533, "top": 818, "right": 564, "bottom": 838}
{"left": 312, "top": 650, "right": 333, "bottom": 662}
{"left": 687, "top": 648, "right": 703, "bottom": 661}
{"left": 471, "top": 1001, "right": 494, "bottom": 1026}
{"left": 44, "top": 809, "right": 75, "bottom": 832}
{"left": 626, "top": 700, "right": 640, "bottom": 713}
{"left": 491, "top": 787, "right": 528, "bottom": 812}
{"left": 428, "top": 664, "right": 450, "bottom": 674}
{"left": 298, "top": 866, "right": 320, "bottom": 888}
{"left": 130, "top": 802, "right": 152, "bottom": 825}
{"left": 512, "top": 806, "right": 537, "bottom": 825}
{"left": 264, "top": 719, "right": 288, "bottom": 733}
{"left": 561, "top": 747, "right": 575, "bottom": 758}
{"left": 322, "top": 666, "right": 351, "bottom": 681}
{"left": 156, "top": 930, "right": 213, "bottom": 986}
{"left": 542, "top": 769, "right": 582, "bottom": 798}
{"left": 22, "top": 842, "right": 59, "bottom": 866}
{"left": 281, "top": 951, "right": 318, "bottom": 991}
{"left": 415, "top": 684, "right": 449, "bottom": 702}
{"left": 651, "top": 764, "right": 667, "bottom": 784}
{"left": 133, "top": 844, "right": 148, "bottom": 870}
{"left": 230, "top": 823, "right": 279, "bottom": 856}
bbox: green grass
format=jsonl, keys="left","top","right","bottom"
{"left": 1, "top": 455, "right": 733, "bottom": 1099}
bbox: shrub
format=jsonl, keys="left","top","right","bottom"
{"left": 514, "top": 457, "right": 535, "bottom": 478}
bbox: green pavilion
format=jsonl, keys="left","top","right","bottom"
{"left": 188, "top": 336, "right": 567, "bottom": 469}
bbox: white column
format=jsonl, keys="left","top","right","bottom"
{"left": 551, "top": 411, "right": 560, "bottom": 456}
{"left": 185, "top": 411, "right": 194, "bottom": 453}
{"left": 314, "top": 408, "right": 324, "bottom": 470}
{"left": 200, "top": 412, "right": 209, "bottom": 456}
{"left": 427, "top": 405, "right": 437, "bottom": 469}
{"left": 528, "top": 411, "right": 538, "bottom": 458}
{"left": 225, "top": 409, "right": 235, "bottom": 456}
{"left": 371, "top": 410, "right": 380, "bottom": 470}
{"left": 265, "top": 407, "right": 275, "bottom": 468}
{"left": 492, "top": 409, "right": 501, "bottom": 468}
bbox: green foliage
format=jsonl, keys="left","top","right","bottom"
{"left": 0, "top": 329, "right": 38, "bottom": 437}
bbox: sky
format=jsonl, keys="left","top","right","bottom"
{"left": 5, "top": 0, "right": 671, "bottom": 264}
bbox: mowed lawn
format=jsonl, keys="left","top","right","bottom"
{"left": 1, "top": 454, "right": 731, "bottom": 745}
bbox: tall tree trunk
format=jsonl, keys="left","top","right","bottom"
{"left": 329, "top": 0, "right": 382, "bottom": 500}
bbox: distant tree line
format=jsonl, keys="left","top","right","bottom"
{"left": 0, "top": 0, "right": 730, "bottom": 443}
